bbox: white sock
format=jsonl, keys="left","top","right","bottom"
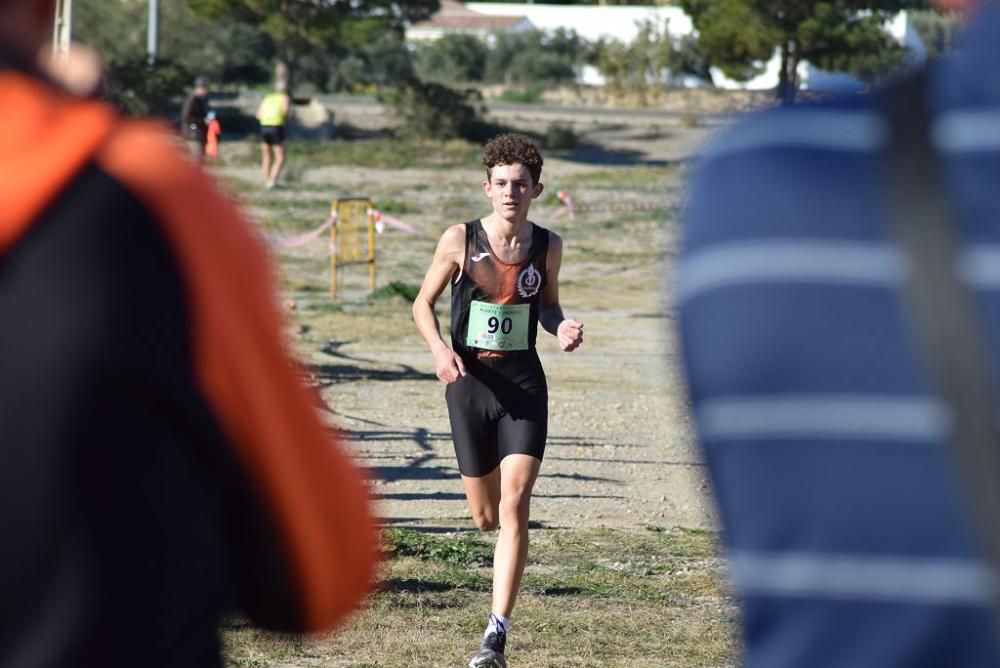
{"left": 485, "top": 613, "right": 509, "bottom": 637}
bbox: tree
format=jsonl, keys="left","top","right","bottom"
{"left": 679, "top": 0, "right": 929, "bottom": 102}
{"left": 76, "top": 0, "right": 272, "bottom": 86}
{"left": 909, "top": 9, "right": 962, "bottom": 57}
{"left": 185, "top": 0, "right": 439, "bottom": 86}
{"left": 591, "top": 19, "right": 673, "bottom": 104}
{"left": 380, "top": 80, "right": 486, "bottom": 141}
{"left": 485, "top": 29, "right": 585, "bottom": 86}
{"left": 416, "top": 34, "right": 489, "bottom": 83}
{"left": 325, "top": 30, "right": 416, "bottom": 92}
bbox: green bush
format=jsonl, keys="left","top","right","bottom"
{"left": 328, "top": 33, "right": 416, "bottom": 92}
{"left": 592, "top": 19, "right": 673, "bottom": 101}
{"left": 497, "top": 85, "right": 544, "bottom": 104}
{"left": 329, "top": 54, "right": 369, "bottom": 92}
{"left": 544, "top": 123, "right": 579, "bottom": 151}
{"left": 670, "top": 34, "right": 713, "bottom": 82}
{"left": 103, "top": 57, "right": 191, "bottom": 119}
{"left": 486, "top": 29, "right": 585, "bottom": 86}
{"left": 416, "top": 34, "right": 489, "bottom": 84}
{"left": 382, "top": 80, "right": 487, "bottom": 142}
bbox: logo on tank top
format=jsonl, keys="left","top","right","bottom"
{"left": 517, "top": 264, "right": 542, "bottom": 298}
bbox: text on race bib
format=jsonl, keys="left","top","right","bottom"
{"left": 466, "top": 301, "right": 530, "bottom": 351}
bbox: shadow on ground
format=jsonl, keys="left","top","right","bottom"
{"left": 309, "top": 339, "right": 437, "bottom": 388}
{"left": 551, "top": 141, "right": 685, "bottom": 167}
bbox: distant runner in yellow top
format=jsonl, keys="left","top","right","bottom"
{"left": 255, "top": 82, "right": 291, "bottom": 189}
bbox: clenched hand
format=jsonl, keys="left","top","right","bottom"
{"left": 557, "top": 319, "right": 584, "bottom": 352}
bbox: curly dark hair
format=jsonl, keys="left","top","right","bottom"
{"left": 481, "top": 133, "right": 543, "bottom": 185}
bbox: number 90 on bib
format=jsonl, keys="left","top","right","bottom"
{"left": 466, "top": 301, "right": 530, "bottom": 351}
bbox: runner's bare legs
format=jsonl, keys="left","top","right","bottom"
{"left": 269, "top": 143, "right": 286, "bottom": 184}
{"left": 260, "top": 142, "right": 271, "bottom": 183}
{"left": 462, "top": 453, "right": 541, "bottom": 616}
{"left": 492, "top": 454, "right": 541, "bottom": 616}
{"left": 462, "top": 469, "right": 501, "bottom": 532}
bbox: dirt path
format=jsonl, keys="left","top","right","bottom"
{"left": 219, "top": 119, "right": 719, "bottom": 534}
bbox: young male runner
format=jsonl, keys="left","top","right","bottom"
{"left": 413, "top": 133, "right": 584, "bottom": 668}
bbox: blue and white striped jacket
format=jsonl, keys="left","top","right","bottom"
{"left": 679, "top": 7, "right": 1000, "bottom": 666}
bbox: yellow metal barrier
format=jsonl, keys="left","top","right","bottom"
{"left": 329, "top": 197, "right": 376, "bottom": 300}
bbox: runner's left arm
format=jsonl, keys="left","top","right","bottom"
{"left": 539, "top": 233, "right": 583, "bottom": 352}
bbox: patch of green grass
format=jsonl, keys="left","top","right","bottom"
{"left": 386, "top": 562, "right": 493, "bottom": 594}
{"left": 385, "top": 529, "right": 493, "bottom": 568}
{"left": 566, "top": 165, "right": 676, "bottom": 191}
{"left": 368, "top": 281, "right": 420, "bottom": 303}
{"left": 223, "top": 527, "right": 738, "bottom": 667}
{"left": 283, "top": 139, "right": 482, "bottom": 170}
{"left": 252, "top": 196, "right": 333, "bottom": 213}
{"left": 373, "top": 199, "right": 416, "bottom": 216}
{"left": 283, "top": 281, "right": 326, "bottom": 293}
{"left": 497, "top": 87, "right": 543, "bottom": 104}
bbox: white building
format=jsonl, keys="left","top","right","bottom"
{"left": 466, "top": 2, "right": 692, "bottom": 43}
{"left": 407, "top": 0, "right": 533, "bottom": 42}
{"left": 466, "top": 2, "right": 689, "bottom": 85}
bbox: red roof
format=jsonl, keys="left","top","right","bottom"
{"left": 411, "top": 0, "right": 527, "bottom": 32}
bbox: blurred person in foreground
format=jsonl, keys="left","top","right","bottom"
{"left": 677, "top": 0, "right": 1000, "bottom": 665}
{"left": 0, "top": 1, "right": 379, "bottom": 666}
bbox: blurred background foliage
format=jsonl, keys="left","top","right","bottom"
{"left": 73, "top": 1, "right": 957, "bottom": 139}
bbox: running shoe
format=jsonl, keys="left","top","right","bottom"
{"left": 468, "top": 630, "right": 507, "bottom": 668}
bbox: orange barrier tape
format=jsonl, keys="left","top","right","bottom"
{"left": 265, "top": 209, "right": 421, "bottom": 249}
{"left": 266, "top": 213, "right": 336, "bottom": 249}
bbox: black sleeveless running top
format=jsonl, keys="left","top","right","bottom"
{"left": 450, "top": 220, "right": 550, "bottom": 358}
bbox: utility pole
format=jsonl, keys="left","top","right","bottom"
{"left": 52, "top": 0, "right": 74, "bottom": 59}
{"left": 148, "top": 0, "right": 159, "bottom": 64}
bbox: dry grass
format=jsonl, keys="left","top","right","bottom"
{"left": 223, "top": 528, "right": 739, "bottom": 668}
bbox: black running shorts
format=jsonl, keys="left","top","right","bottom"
{"left": 260, "top": 125, "right": 286, "bottom": 146}
{"left": 445, "top": 351, "right": 548, "bottom": 477}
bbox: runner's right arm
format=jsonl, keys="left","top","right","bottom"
{"left": 413, "top": 224, "right": 467, "bottom": 384}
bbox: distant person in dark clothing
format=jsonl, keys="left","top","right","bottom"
{"left": 181, "top": 75, "right": 210, "bottom": 161}
{"left": 0, "top": 2, "right": 380, "bottom": 666}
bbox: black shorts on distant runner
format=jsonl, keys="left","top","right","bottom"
{"left": 445, "top": 351, "right": 548, "bottom": 477}
{"left": 260, "top": 125, "right": 286, "bottom": 146}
